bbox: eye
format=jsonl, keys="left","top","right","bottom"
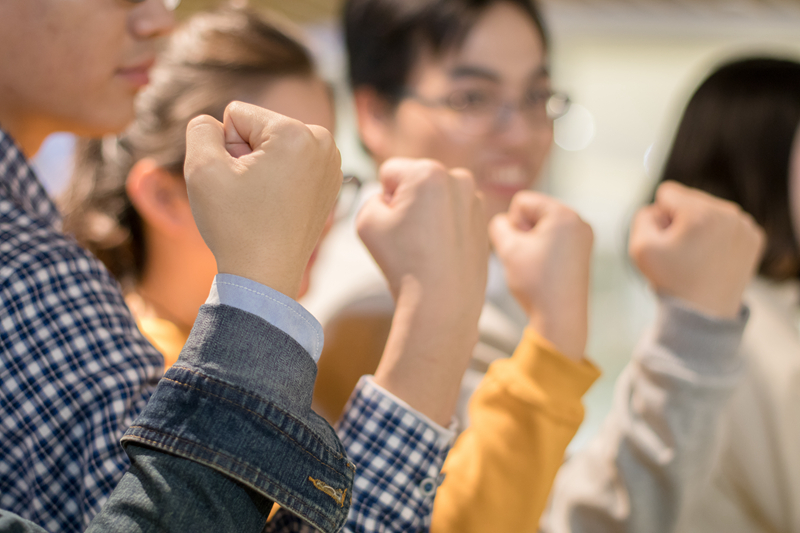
{"left": 522, "top": 88, "right": 552, "bottom": 109}
{"left": 446, "top": 89, "right": 495, "bottom": 113}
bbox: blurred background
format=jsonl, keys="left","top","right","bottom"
{"left": 34, "top": 0, "right": 800, "bottom": 449}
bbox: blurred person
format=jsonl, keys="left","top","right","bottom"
{"left": 0, "top": 2, "right": 489, "bottom": 532}
{"left": 545, "top": 57, "right": 800, "bottom": 533}
{"left": 326, "top": 0, "right": 564, "bottom": 443}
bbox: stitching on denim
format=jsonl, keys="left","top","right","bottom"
{"left": 122, "top": 434, "right": 338, "bottom": 531}
{"left": 215, "top": 280, "right": 321, "bottom": 356}
{"left": 158, "top": 376, "right": 355, "bottom": 473}
{"left": 166, "top": 367, "right": 352, "bottom": 467}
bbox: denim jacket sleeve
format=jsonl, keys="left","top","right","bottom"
{"left": 113, "top": 303, "right": 354, "bottom": 533}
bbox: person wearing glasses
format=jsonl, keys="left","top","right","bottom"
{"left": 0, "top": 2, "right": 491, "bottom": 533}
{"left": 326, "top": 0, "right": 766, "bottom": 531}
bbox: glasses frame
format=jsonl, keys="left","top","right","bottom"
{"left": 123, "top": 0, "right": 181, "bottom": 11}
{"left": 402, "top": 88, "right": 571, "bottom": 136}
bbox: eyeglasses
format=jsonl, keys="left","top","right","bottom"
{"left": 123, "top": 0, "right": 181, "bottom": 11}
{"left": 402, "top": 88, "right": 571, "bottom": 137}
{"left": 334, "top": 174, "right": 363, "bottom": 222}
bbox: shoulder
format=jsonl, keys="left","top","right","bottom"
{"left": 0, "top": 201, "right": 162, "bottom": 371}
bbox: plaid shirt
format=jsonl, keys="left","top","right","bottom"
{"left": 0, "top": 129, "right": 452, "bottom": 532}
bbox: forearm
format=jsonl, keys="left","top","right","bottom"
{"left": 542, "top": 297, "right": 747, "bottom": 533}
{"left": 120, "top": 303, "right": 354, "bottom": 533}
{"left": 86, "top": 446, "right": 274, "bottom": 533}
{"left": 431, "top": 329, "right": 600, "bottom": 533}
{"left": 374, "top": 280, "right": 479, "bottom": 426}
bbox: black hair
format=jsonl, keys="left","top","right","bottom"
{"left": 659, "top": 57, "right": 800, "bottom": 280}
{"left": 343, "top": 0, "right": 549, "bottom": 103}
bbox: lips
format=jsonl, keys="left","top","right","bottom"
{"left": 116, "top": 58, "right": 156, "bottom": 88}
{"left": 482, "top": 165, "right": 530, "bottom": 196}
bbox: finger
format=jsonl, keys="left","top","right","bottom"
{"left": 184, "top": 114, "right": 229, "bottom": 176}
{"left": 488, "top": 213, "right": 519, "bottom": 255}
{"left": 628, "top": 204, "right": 670, "bottom": 262}
{"left": 377, "top": 157, "right": 418, "bottom": 202}
{"left": 507, "top": 191, "right": 556, "bottom": 231}
{"left": 652, "top": 180, "right": 699, "bottom": 223}
{"left": 449, "top": 166, "right": 477, "bottom": 219}
{"left": 355, "top": 191, "right": 392, "bottom": 243}
{"left": 222, "top": 101, "right": 284, "bottom": 158}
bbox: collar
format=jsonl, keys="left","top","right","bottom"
{"left": 0, "top": 128, "right": 62, "bottom": 228}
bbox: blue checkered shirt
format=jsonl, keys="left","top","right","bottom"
{"left": 0, "top": 129, "right": 453, "bottom": 532}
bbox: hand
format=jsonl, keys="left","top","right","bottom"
{"left": 184, "top": 101, "right": 342, "bottom": 299}
{"left": 357, "top": 158, "right": 489, "bottom": 425}
{"left": 489, "top": 192, "right": 593, "bottom": 361}
{"left": 629, "top": 181, "right": 766, "bottom": 319}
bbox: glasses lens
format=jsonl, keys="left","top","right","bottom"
{"left": 334, "top": 175, "right": 363, "bottom": 222}
{"left": 547, "top": 93, "right": 571, "bottom": 120}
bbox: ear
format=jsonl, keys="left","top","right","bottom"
{"left": 126, "top": 158, "right": 192, "bottom": 238}
{"left": 353, "top": 87, "right": 395, "bottom": 163}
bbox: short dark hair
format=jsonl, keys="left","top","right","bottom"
{"left": 659, "top": 57, "right": 800, "bottom": 281}
{"left": 343, "top": 0, "right": 549, "bottom": 103}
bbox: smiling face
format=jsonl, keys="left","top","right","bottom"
{"left": 0, "top": 0, "right": 174, "bottom": 155}
{"left": 360, "top": 1, "right": 552, "bottom": 219}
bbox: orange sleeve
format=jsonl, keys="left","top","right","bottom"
{"left": 430, "top": 327, "right": 601, "bottom": 533}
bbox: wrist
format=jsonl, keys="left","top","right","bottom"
{"left": 658, "top": 287, "right": 742, "bottom": 321}
{"left": 527, "top": 311, "right": 587, "bottom": 362}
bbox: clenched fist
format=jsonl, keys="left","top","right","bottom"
{"left": 356, "top": 158, "right": 489, "bottom": 425}
{"left": 490, "top": 192, "right": 594, "bottom": 361}
{"left": 184, "top": 101, "right": 342, "bottom": 299}
{"left": 630, "top": 181, "right": 766, "bottom": 319}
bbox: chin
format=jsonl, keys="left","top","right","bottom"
{"left": 74, "top": 100, "right": 137, "bottom": 138}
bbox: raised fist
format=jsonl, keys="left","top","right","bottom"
{"left": 184, "top": 101, "right": 342, "bottom": 299}
{"left": 629, "top": 181, "right": 766, "bottom": 319}
{"left": 490, "top": 192, "right": 593, "bottom": 361}
{"left": 357, "top": 158, "right": 489, "bottom": 324}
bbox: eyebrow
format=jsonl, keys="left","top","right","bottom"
{"left": 448, "top": 64, "right": 551, "bottom": 83}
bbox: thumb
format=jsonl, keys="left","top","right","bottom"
{"left": 222, "top": 101, "right": 282, "bottom": 159}
{"left": 628, "top": 204, "right": 671, "bottom": 267}
{"left": 377, "top": 158, "right": 416, "bottom": 203}
{"left": 489, "top": 213, "right": 520, "bottom": 256}
{"left": 356, "top": 191, "right": 394, "bottom": 246}
{"left": 184, "top": 114, "right": 230, "bottom": 178}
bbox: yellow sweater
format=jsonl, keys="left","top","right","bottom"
{"left": 136, "top": 314, "right": 600, "bottom": 531}
{"left": 431, "top": 327, "right": 601, "bottom": 533}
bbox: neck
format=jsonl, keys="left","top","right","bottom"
{"left": 135, "top": 228, "right": 217, "bottom": 336}
{"left": 0, "top": 106, "right": 54, "bottom": 158}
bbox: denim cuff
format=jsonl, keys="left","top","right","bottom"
{"left": 208, "top": 274, "right": 324, "bottom": 362}
{"left": 121, "top": 304, "right": 354, "bottom": 533}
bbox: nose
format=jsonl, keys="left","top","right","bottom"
{"left": 130, "top": 0, "right": 176, "bottom": 40}
{"left": 495, "top": 104, "right": 536, "bottom": 148}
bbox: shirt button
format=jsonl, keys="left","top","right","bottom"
{"left": 419, "top": 477, "right": 437, "bottom": 497}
